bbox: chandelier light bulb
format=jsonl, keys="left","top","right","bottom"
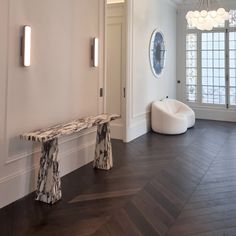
{"left": 217, "top": 8, "right": 225, "bottom": 16}
{"left": 194, "top": 11, "right": 200, "bottom": 17}
{"left": 210, "top": 10, "right": 217, "bottom": 18}
{"left": 189, "top": 11, "right": 194, "bottom": 18}
{"left": 201, "top": 10, "right": 208, "bottom": 18}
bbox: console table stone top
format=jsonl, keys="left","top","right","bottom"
{"left": 20, "top": 113, "right": 120, "bottom": 143}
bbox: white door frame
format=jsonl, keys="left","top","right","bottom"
{"left": 98, "top": 0, "right": 106, "bottom": 114}
{"left": 100, "top": 0, "right": 127, "bottom": 141}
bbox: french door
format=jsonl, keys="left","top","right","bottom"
{"left": 186, "top": 23, "right": 236, "bottom": 108}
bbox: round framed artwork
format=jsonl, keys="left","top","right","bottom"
{"left": 149, "top": 29, "right": 166, "bottom": 78}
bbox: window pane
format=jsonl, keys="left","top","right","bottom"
{"left": 229, "top": 32, "right": 236, "bottom": 105}
{"left": 230, "top": 88, "right": 236, "bottom": 105}
{"left": 229, "top": 10, "right": 236, "bottom": 28}
{"left": 186, "top": 34, "right": 197, "bottom": 50}
{"left": 186, "top": 34, "right": 197, "bottom": 102}
{"left": 201, "top": 32, "right": 226, "bottom": 105}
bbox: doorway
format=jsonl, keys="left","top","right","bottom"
{"left": 105, "top": 1, "right": 126, "bottom": 140}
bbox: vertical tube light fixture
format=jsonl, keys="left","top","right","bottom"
{"left": 23, "top": 25, "right": 31, "bottom": 67}
{"left": 92, "top": 37, "right": 99, "bottom": 67}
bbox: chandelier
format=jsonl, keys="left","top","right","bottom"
{"left": 186, "top": 0, "right": 230, "bottom": 31}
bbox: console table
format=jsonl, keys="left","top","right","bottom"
{"left": 20, "top": 114, "right": 120, "bottom": 204}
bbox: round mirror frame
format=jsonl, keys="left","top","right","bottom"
{"left": 149, "top": 29, "right": 166, "bottom": 78}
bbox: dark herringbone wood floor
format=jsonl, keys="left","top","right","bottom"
{"left": 1, "top": 120, "right": 236, "bottom": 236}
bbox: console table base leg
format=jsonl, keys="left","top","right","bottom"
{"left": 93, "top": 123, "right": 113, "bottom": 170}
{"left": 36, "top": 138, "right": 62, "bottom": 204}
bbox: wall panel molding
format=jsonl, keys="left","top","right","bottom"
{"left": 0, "top": 0, "right": 10, "bottom": 164}
{"left": 125, "top": 0, "right": 151, "bottom": 142}
{"left": 0, "top": 141, "right": 95, "bottom": 209}
{"left": 5, "top": 127, "right": 97, "bottom": 165}
{"left": 128, "top": 0, "right": 153, "bottom": 121}
{"left": 125, "top": 0, "right": 134, "bottom": 131}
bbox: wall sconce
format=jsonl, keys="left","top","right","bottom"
{"left": 91, "top": 37, "right": 99, "bottom": 67}
{"left": 22, "top": 25, "right": 31, "bottom": 67}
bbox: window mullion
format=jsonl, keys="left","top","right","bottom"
{"left": 225, "top": 29, "right": 230, "bottom": 108}
{"left": 197, "top": 32, "right": 202, "bottom": 105}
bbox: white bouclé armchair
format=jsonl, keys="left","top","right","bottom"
{"left": 151, "top": 99, "right": 195, "bottom": 135}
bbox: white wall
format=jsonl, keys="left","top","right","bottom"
{"left": 125, "top": 0, "right": 177, "bottom": 142}
{"left": 176, "top": 0, "right": 236, "bottom": 122}
{"left": 0, "top": 0, "right": 104, "bottom": 209}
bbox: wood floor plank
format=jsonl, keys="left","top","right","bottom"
{"left": 69, "top": 188, "right": 141, "bottom": 203}
{"left": 190, "top": 227, "right": 236, "bottom": 236}
{"left": 125, "top": 202, "right": 161, "bottom": 236}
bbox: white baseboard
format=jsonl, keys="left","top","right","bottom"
{"left": 0, "top": 135, "right": 96, "bottom": 209}
{"left": 125, "top": 113, "right": 151, "bottom": 142}
{"left": 0, "top": 164, "right": 38, "bottom": 209}
{"left": 193, "top": 107, "right": 236, "bottom": 122}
